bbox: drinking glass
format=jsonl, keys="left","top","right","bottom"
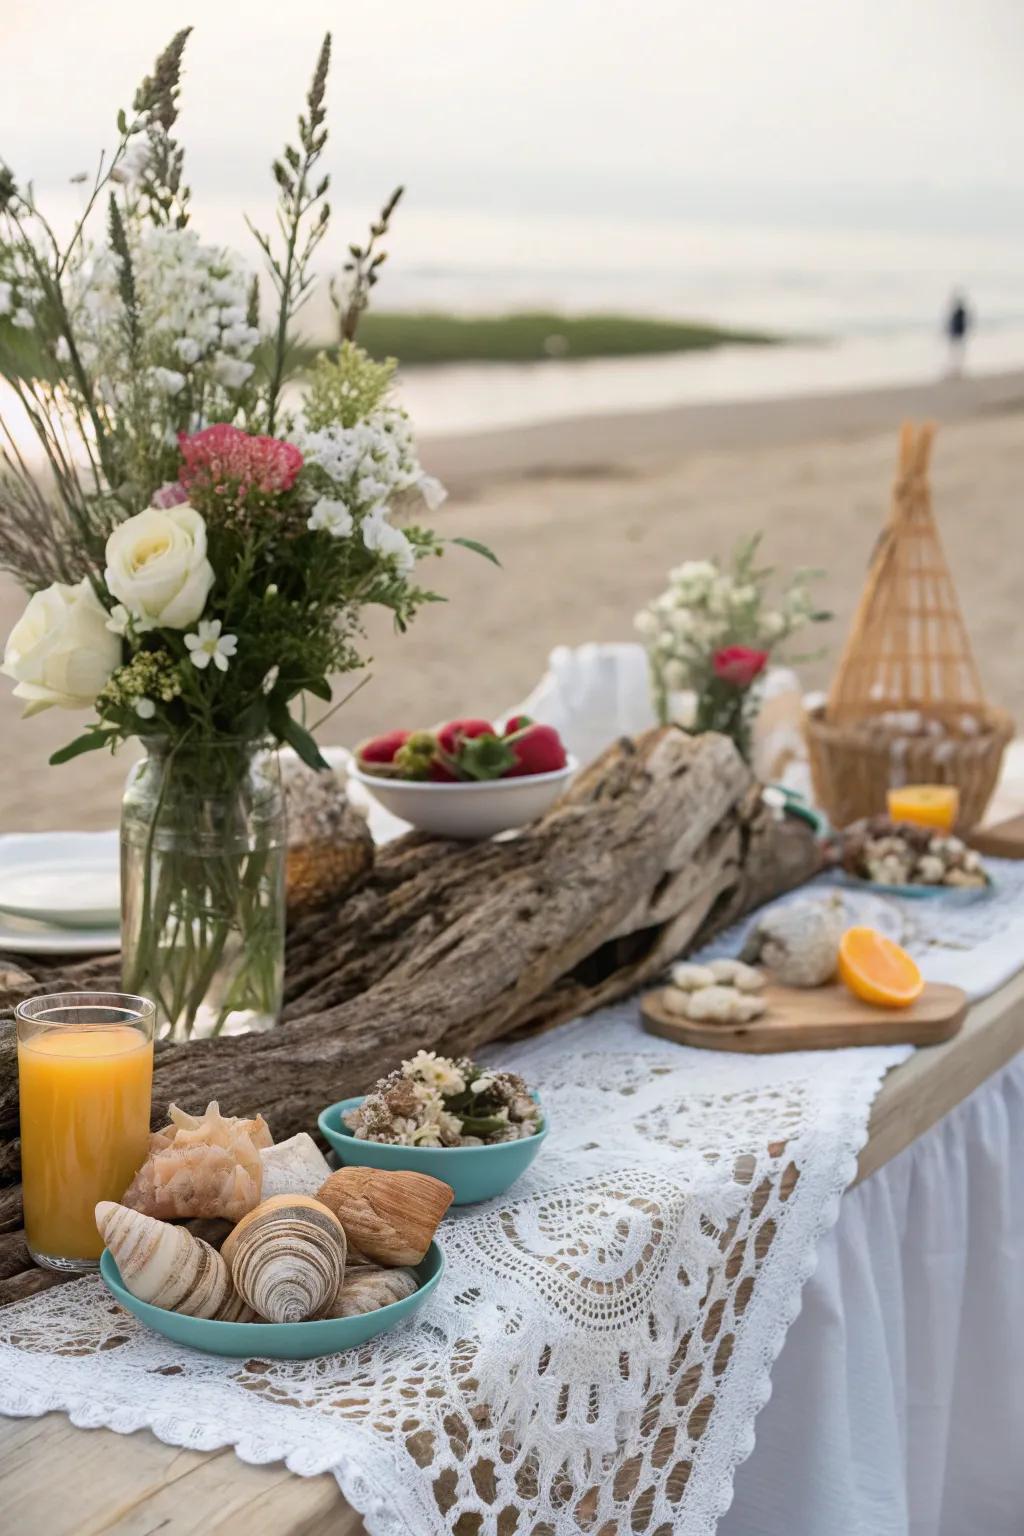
{"left": 17, "top": 992, "right": 155, "bottom": 1272}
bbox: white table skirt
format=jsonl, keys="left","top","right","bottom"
{"left": 721, "top": 1052, "right": 1024, "bottom": 1536}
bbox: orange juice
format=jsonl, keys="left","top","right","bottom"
{"left": 887, "top": 784, "right": 960, "bottom": 832}
{"left": 18, "top": 1026, "right": 153, "bottom": 1264}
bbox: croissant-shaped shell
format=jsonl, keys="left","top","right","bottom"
{"left": 316, "top": 1167, "right": 453, "bottom": 1266}
{"left": 221, "top": 1195, "right": 346, "bottom": 1323}
{"left": 96, "top": 1201, "right": 248, "bottom": 1320}
{"left": 328, "top": 1264, "right": 419, "bottom": 1318}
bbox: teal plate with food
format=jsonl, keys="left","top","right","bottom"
{"left": 319, "top": 1096, "right": 547, "bottom": 1205}
{"left": 99, "top": 1240, "right": 444, "bottom": 1360}
{"left": 833, "top": 869, "right": 995, "bottom": 902}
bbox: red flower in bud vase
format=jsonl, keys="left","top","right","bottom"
{"left": 712, "top": 645, "right": 769, "bottom": 688}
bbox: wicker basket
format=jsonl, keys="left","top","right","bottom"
{"left": 804, "top": 422, "right": 1011, "bottom": 830}
{"left": 805, "top": 702, "right": 1013, "bottom": 830}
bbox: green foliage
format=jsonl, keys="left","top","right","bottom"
{"left": 248, "top": 33, "right": 332, "bottom": 433}
{"left": 343, "top": 311, "right": 779, "bottom": 366}
{"left": 304, "top": 341, "right": 397, "bottom": 430}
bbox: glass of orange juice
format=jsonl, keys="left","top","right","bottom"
{"left": 17, "top": 992, "right": 155, "bottom": 1272}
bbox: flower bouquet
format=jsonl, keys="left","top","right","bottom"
{"left": 635, "top": 537, "right": 829, "bottom": 762}
{"left": 0, "top": 32, "right": 492, "bottom": 1039}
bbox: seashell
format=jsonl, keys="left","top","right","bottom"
{"left": 259, "top": 1133, "right": 332, "bottom": 1200}
{"left": 221, "top": 1195, "right": 347, "bottom": 1323}
{"left": 327, "top": 1264, "right": 419, "bottom": 1318}
{"left": 706, "top": 958, "right": 765, "bottom": 992}
{"left": 316, "top": 1167, "right": 453, "bottom": 1267}
{"left": 669, "top": 962, "right": 716, "bottom": 991}
{"left": 122, "top": 1101, "right": 271, "bottom": 1223}
{"left": 96, "top": 1201, "right": 249, "bottom": 1320}
{"left": 741, "top": 898, "right": 843, "bottom": 988}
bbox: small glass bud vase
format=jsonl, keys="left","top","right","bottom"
{"left": 120, "top": 738, "right": 286, "bottom": 1042}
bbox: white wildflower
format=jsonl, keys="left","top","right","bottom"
{"left": 11, "top": 307, "right": 33, "bottom": 329}
{"left": 362, "top": 505, "right": 415, "bottom": 574}
{"left": 105, "top": 604, "right": 131, "bottom": 637}
{"left": 418, "top": 474, "right": 447, "bottom": 511}
{"left": 402, "top": 1050, "right": 466, "bottom": 1096}
{"left": 175, "top": 336, "right": 202, "bottom": 365}
{"left": 149, "top": 366, "right": 186, "bottom": 397}
{"left": 134, "top": 697, "right": 156, "bottom": 720}
{"left": 307, "top": 497, "right": 354, "bottom": 538}
{"left": 184, "top": 618, "right": 238, "bottom": 673}
{"left": 210, "top": 355, "right": 254, "bottom": 389}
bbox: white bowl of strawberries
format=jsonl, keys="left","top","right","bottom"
{"left": 350, "top": 716, "right": 577, "bottom": 839}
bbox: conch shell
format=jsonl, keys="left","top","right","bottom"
{"left": 96, "top": 1201, "right": 249, "bottom": 1320}
{"left": 122, "top": 1101, "right": 272, "bottom": 1223}
{"left": 259, "top": 1133, "right": 332, "bottom": 1200}
{"left": 328, "top": 1264, "right": 419, "bottom": 1318}
{"left": 316, "top": 1168, "right": 453, "bottom": 1266}
{"left": 221, "top": 1195, "right": 347, "bottom": 1323}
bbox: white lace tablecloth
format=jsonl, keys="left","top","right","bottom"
{"left": 2, "top": 866, "right": 1023, "bottom": 1536}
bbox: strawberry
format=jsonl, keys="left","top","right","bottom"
{"left": 429, "top": 760, "right": 459, "bottom": 782}
{"left": 503, "top": 714, "right": 533, "bottom": 736}
{"left": 436, "top": 718, "right": 494, "bottom": 756}
{"left": 394, "top": 730, "right": 441, "bottom": 780}
{"left": 504, "top": 722, "right": 568, "bottom": 777}
{"left": 356, "top": 730, "right": 410, "bottom": 772}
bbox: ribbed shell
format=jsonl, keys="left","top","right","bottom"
{"left": 316, "top": 1167, "right": 454, "bottom": 1266}
{"left": 329, "top": 1264, "right": 419, "bottom": 1318}
{"left": 96, "top": 1201, "right": 244, "bottom": 1320}
{"left": 221, "top": 1194, "right": 347, "bottom": 1323}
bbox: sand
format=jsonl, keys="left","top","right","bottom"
{"left": 2, "top": 370, "right": 1022, "bottom": 832}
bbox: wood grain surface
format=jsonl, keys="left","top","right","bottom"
{"left": 641, "top": 978, "right": 967, "bottom": 1052}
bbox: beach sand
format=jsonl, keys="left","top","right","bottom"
{"left": 2, "top": 370, "right": 1022, "bottom": 832}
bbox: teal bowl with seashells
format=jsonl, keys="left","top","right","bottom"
{"left": 99, "top": 1240, "right": 444, "bottom": 1360}
{"left": 318, "top": 1095, "right": 547, "bottom": 1205}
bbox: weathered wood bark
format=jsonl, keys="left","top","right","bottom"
{"left": 0, "top": 728, "right": 820, "bottom": 1303}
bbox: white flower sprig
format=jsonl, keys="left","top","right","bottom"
{"left": 184, "top": 619, "right": 238, "bottom": 673}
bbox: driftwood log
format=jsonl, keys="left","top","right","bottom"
{"left": 0, "top": 728, "right": 821, "bottom": 1302}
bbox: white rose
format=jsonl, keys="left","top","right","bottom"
{"left": 105, "top": 504, "right": 214, "bottom": 630}
{"left": 1, "top": 578, "right": 121, "bottom": 717}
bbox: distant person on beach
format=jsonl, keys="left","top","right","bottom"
{"left": 945, "top": 290, "right": 971, "bottom": 376}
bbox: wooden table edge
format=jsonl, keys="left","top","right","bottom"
{"left": 854, "top": 964, "right": 1024, "bottom": 1185}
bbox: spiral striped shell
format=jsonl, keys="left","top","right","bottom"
{"left": 221, "top": 1195, "right": 347, "bottom": 1323}
{"left": 96, "top": 1201, "right": 247, "bottom": 1321}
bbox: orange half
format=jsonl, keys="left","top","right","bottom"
{"left": 838, "top": 927, "right": 924, "bottom": 1010}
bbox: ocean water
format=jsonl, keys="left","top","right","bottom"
{"left": 364, "top": 207, "right": 1024, "bottom": 434}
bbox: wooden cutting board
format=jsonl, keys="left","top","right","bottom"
{"left": 641, "top": 980, "right": 967, "bottom": 1053}
{"left": 968, "top": 815, "right": 1024, "bottom": 859}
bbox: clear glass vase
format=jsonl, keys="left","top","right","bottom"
{"left": 120, "top": 738, "right": 286, "bottom": 1042}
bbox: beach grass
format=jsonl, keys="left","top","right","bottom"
{"left": 305, "top": 312, "right": 780, "bottom": 367}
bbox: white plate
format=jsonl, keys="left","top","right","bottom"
{"left": 0, "top": 909, "right": 121, "bottom": 955}
{"left": 0, "top": 831, "right": 120, "bottom": 928}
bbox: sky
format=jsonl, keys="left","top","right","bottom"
{"left": 3, "top": 1, "right": 1021, "bottom": 223}
{"left": 1, "top": 1, "right": 1022, "bottom": 328}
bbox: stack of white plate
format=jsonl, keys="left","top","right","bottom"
{"left": 0, "top": 832, "right": 121, "bottom": 953}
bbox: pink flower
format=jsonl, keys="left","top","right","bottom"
{"left": 151, "top": 480, "right": 189, "bottom": 508}
{"left": 178, "top": 424, "right": 303, "bottom": 504}
{"left": 712, "top": 645, "right": 769, "bottom": 688}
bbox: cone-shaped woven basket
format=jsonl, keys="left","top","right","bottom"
{"left": 805, "top": 422, "right": 1011, "bottom": 829}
